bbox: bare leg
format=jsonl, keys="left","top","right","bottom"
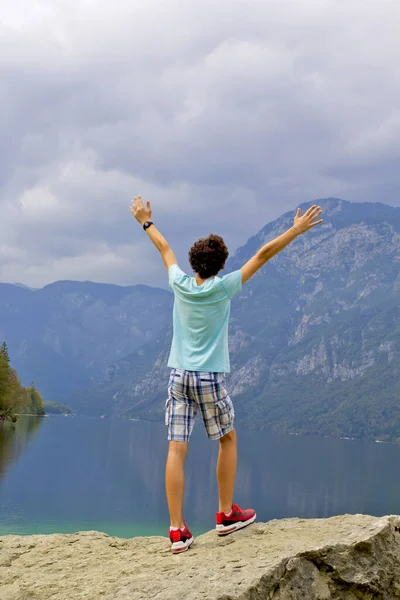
{"left": 165, "top": 441, "right": 188, "bottom": 528}
{"left": 216, "top": 429, "right": 237, "bottom": 514}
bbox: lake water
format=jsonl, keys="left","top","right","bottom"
{"left": 0, "top": 415, "right": 399, "bottom": 539}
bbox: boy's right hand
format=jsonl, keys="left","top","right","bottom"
{"left": 293, "top": 205, "right": 323, "bottom": 234}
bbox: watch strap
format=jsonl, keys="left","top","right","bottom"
{"left": 143, "top": 221, "right": 154, "bottom": 231}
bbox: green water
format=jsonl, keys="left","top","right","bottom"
{"left": 1, "top": 415, "right": 400, "bottom": 538}
{"left": 0, "top": 518, "right": 207, "bottom": 538}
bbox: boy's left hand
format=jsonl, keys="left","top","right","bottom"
{"left": 130, "top": 196, "right": 152, "bottom": 225}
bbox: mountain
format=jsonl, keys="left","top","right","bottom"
{"left": 12, "top": 283, "right": 38, "bottom": 291}
{"left": 0, "top": 281, "right": 172, "bottom": 401}
{"left": 71, "top": 198, "right": 400, "bottom": 442}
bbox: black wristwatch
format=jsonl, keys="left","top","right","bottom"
{"left": 143, "top": 221, "right": 154, "bottom": 231}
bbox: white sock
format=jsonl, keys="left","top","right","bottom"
{"left": 170, "top": 525, "right": 186, "bottom": 531}
{"left": 225, "top": 508, "right": 233, "bottom": 517}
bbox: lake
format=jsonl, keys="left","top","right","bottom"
{"left": 0, "top": 414, "right": 399, "bottom": 539}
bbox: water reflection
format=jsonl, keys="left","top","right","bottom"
{"left": 0, "top": 416, "right": 43, "bottom": 482}
{"left": 0, "top": 415, "right": 399, "bottom": 537}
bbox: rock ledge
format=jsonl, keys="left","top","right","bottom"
{"left": 1, "top": 514, "right": 400, "bottom": 599}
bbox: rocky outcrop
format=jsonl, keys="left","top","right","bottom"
{"left": 1, "top": 514, "right": 400, "bottom": 599}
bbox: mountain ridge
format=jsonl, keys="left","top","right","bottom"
{"left": 71, "top": 198, "right": 400, "bottom": 441}
{"left": 1, "top": 198, "right": 399, "bottom": 441}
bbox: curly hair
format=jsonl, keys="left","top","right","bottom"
{"left": 189, "top": 234, "right": 229, "bottom": 279}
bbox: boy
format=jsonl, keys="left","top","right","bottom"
{"left": 130, "top": 196, "right": 323, "bottom": 553}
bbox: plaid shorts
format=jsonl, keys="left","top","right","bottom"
{"left": 165, "top": 368, "right": 235, "bottom": 442}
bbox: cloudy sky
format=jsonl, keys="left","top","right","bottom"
{"left": 1, "top": 0, "right": 399, "bottom": 288}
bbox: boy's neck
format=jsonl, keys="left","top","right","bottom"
{"left": 195, "top": 274, "right": 217, "bottom": 286}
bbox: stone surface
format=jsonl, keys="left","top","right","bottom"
{"left": 1, "top": 514, "right": 400, "bottom": 599}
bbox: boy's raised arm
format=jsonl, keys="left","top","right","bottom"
{"left": 130, "top": 195, "right": 177, "bottom": 271}
{"left": 240, "top": 204, "right": 323, "bottom": 284}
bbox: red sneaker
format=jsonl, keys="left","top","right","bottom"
{"left": 216, "top": 503, "right": 256, "bottom": 536}
{"left": 169, "top": 522, "right": 194, "bottom": 553}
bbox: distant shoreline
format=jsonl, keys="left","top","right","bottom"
{"left": 10, "top": 413, "right": 400, "bottom": 446}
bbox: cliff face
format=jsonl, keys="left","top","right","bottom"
{"left": 1, "top": 514, "right": 400, "bottom": 599}
{"left": 75, "top": 198, "right": 400, "bottom": 442}
{"left": 229, "top": 198, "right": 400, "bottom": 388}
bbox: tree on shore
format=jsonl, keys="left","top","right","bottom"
{"left": 26, "top": 385, "right": 45, "bottom": 416}
{"left": 0, "top": 342, "right": 44, "bottom": 422}
{"left": 1, "top": 341, "right": 10, "bottom": 362}
{"left": 0, "top": 345, "right": 13, "bottom": 416}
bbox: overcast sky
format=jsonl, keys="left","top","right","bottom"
{"left": 1, "top": 0, "right": 399, "bottom": 288}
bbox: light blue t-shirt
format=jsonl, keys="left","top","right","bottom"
{"left": 167, "top": 264, "right": 242, "bottom": 373}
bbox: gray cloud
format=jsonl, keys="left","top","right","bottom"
{"left": 1, "top": 0, "right": 400, "bottom": 287}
